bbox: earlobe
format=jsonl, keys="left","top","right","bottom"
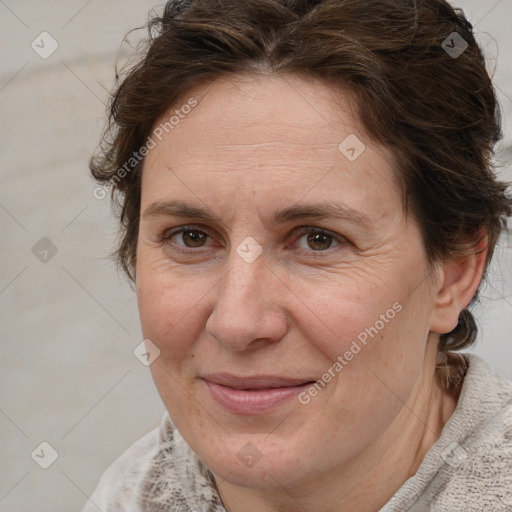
{"left": 429, "top": 235, "right": 488, "bottom": 335}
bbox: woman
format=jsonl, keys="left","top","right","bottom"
{"left": 84, "top": 0, "right": 512, "bottom": 510}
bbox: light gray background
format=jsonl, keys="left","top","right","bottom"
{"left": 0, "top": 1, "right": 511, "bottom": 511}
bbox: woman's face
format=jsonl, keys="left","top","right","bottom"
{"left": 136, "top": 74, "right": 441, "bottom": 491}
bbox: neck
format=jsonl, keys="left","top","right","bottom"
{"left": 214, "top": 346, "right": 459, "bottom": 512}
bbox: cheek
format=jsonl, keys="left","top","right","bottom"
{"left": 289, "top": 268, "right": 402, "bottom": 362}
{"left": 136, "top": 259, "right": 207, "bottom": 362}
{"left": 136, "top": 267, "right": 209, "bottom": 421}
{"left": 293, "top": 266, "right": 429, "bottom": 404}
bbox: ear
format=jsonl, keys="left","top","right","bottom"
{"left": 429, "top": 234, "right": 488, "bottom": 334}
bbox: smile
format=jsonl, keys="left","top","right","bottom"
{"left": 201, "top": 374, "right": 315, "bottom": 414}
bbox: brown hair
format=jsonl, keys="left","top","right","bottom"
{"left": 90, "top": 0, "right": 511, "bottom": 388}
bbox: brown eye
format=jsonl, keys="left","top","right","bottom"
{"left": 181, "top": 230, "right": 207, "bottom": 247}
{"left": 306, "top": 231, "right": 334, "bottom": 251}
{"left": 164, "top": 228, "right": 209, "bottom": 248}
{"left": 294, "top": 228, "right": 342, "bottom": 252}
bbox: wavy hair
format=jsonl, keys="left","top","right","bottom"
{"left": 90, "top": 0, "right": 511, "bottom": 389}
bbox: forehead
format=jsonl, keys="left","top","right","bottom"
{"left": 141, "top": 74, "right": 401, "bottom": 219}
{"left": 153, "top": 74, "right": 366, "bottom": 152}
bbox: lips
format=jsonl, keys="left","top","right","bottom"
{"left": 201, "top": 373, "right": 315, "bottom": 414}
{"left": 202, "top": 373, "right": 314, "bottom": 389}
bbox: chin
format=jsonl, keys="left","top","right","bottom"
{"left": 208, "top": 451, "right": 303, "bottom": 490}
{"left": 184, "top": 429, "right": 310, "bottom": 490}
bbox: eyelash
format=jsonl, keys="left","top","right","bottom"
{"left": 160, "top": 225, "right": 347, "bottom": 255}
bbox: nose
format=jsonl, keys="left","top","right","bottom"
{"left": 204, "top": 249, "right": 288, "bottom": 352}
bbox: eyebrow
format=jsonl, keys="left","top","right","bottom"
{"left": 142, "top": 200, "right": 373, "bottom": 228}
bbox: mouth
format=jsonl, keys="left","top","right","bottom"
{"left": 202, "top": 373, "right": 315, "bottom": 389}
{"left": 201, "top": 373, "right": 316, "bottom": 414}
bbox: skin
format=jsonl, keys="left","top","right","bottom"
{"left": 135, "top": 73, "right": 487, "bottom": 512}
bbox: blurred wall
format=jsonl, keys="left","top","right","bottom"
{"left": 0, "top": 1, "right": 510, "bottom": 510}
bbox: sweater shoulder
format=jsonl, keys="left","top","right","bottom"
{"left": 81, "top": 425, "right": 162, "bottom": 512}
{"left": 435, "top": 397, "right": 512, "bottom": 510}
{"left": 81, "top": 413, "right": 226, "bottom": 512}
{"left": 414, "top": 356, "right": 512, "bottom": 511}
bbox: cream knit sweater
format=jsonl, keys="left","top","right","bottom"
{"left": 83, "top": 354, "right": 512, "bottom": 511}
